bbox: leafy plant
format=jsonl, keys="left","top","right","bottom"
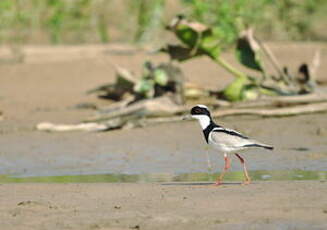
{"left": 0, "top": 0, "right": 326, "bottom": 44}
{"left": 162, "top": 16, "right": 316, "bottom": 101}
{"left": 88, "top": 61, "right": 185, "bottom": 104}
{"left": 163, "top": 16, "right": 252, "bottom": 101}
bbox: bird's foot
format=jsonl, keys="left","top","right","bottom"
{"left": 214, "top": 181, "right": 223, "bottom": 186}
{"left": 241, "top": 180, "right": 251, "bottom": 186}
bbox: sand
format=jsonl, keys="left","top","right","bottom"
{"left": 0, "top": 43, "right": 327, "bottom": 229}
{"left": 1, "top": 182, "right": 327, "bottom": 230}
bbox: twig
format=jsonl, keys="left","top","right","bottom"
{"left": 211, "top": 102, "right": 327, "bottom": 117}
{"left": 89, "top": 92, "right": 327, "bottom": 123}
{"left": 86, "top": 96, "right": 187, "bottom": 122}
{"left": 231, "top": 93, "right": 327, "bottom": 108}
{"left": 255, "top": 39, "right": 289, "bottom": 84}
{"left": 143, "top": 101, "right": 327, "bottom": 126}
{"left": 36, "top": 122, "right": 109, "bottom": 132}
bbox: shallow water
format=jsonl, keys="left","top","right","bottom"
{"left": 1, "top": 115, "right": 327, "bottom": 178}
{"left": 0, "top": 170, "right": 325, "bottom": 183}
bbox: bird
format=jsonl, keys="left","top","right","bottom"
{"left": 186, "top": 104, "right": 273, "bottom": 185}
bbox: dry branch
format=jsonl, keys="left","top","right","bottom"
{"left": 212, "top": 102, "right": 327, "bottom": 117}
{"left": 142, "top": 101, "right": 327, "bottom": 127}
{"left": 36, "top": 101, "right": 327, "bottom": 132}
{"left": 37, "top": 122, "right": 109, "bottom": 132}
{"left": 229, "top": 93, "right": 327, "bottom": 108}
{"left": 88, "top": 92, "right": 327, "bottom": 123}
{"left": 36, "top": 91, "right": 327, "bottom": 132}
{"left": 86, "top": 95, "right": 187, "bottom": 123}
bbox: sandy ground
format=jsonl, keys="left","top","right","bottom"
{"left": 1, "top": 182, "right": 327, "bottom": 230}
{"left": 0, "top": 43, "right": 327, "bottom": 229}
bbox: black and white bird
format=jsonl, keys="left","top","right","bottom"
{"left": 186, "top": 105, "right": 273, "bottom": 185}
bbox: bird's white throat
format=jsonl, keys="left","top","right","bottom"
{"left": 193, "top": 115, "right": 211, "bottom": 130}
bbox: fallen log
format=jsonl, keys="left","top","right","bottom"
{"left": 36, "top": 102, "right": 327, "bottom": 132}
{"left": 36, "top": 122, "right": 110, "bottom": 132}
{"left": 212, "top": 101, "right": 327, "bottom": 117}
{"left": 142, "top": 102, "right": 327, "bottom": 127}
{"left": 86, "top": 95, "right": 187, "bottom": 122}
{"left": 229, "top": 92, "right": 327, "bottom": 109}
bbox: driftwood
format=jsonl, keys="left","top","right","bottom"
{"left": 36, "top": 101, "right": 327, "bottom": 132}
{"left": 36, "top": 122, "right": 110, "bottom": 132}
{"left": 36, "top": 91, "right": 327, "bottom": 132}
{"left": 86, "top": 95, "right": 186, "bottom": 122}
{"left": 142, "top": 101, "right": 327, "bottom": 127}
{"left": 229, "top": 92, "right": 327, "bottom": 108}
{"left": 86, "top": 92, "right": 327, "bottom": 128}
{"left": 189, "top": 92, "right": 327, "bottom": 110}
{"left": 212, "top": 102, "right": 327, "bottom": 117}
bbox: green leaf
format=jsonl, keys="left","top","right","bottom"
{"left": 167, "top": 16, "right": 222, "bottom": 60}
{"left": 236, "top": 36, "right": 263, "bottom": 71}
{"left": 200, "top": 33, "right": 221, "bottom": 59}
{"left": 134, "top": 79, "right": 155, "bottom": 98}
{"left": 159, "top": 44, "right": 203, "bottom": 62}
{"left": 240, "top": 84, "right": 259, "bottom": 100}
{"left": 175, "top": 24, "right": 199, "bottom": 48}
{"left": 154, "top": 69, "right": 168, "bottom": 86}
{"left": 222, "top": 76, "right": 249, "bottom": 101}
{"left": 115, "top": 66, "right": 137, "bottom": 92}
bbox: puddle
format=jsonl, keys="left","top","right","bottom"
{"left": 0, "top": 170, "right": 325, "bottom": 183}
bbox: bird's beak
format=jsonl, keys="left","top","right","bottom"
{"left": 182, "top": 114, "right": 193, "bottom": 120}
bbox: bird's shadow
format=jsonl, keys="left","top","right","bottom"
{"left": 161, "top": 182, "right": 243, "bottom": 186}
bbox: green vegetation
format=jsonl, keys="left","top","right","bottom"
{"left": 163, "top": 16, "right": 310, "bottom": 101}
{"left": 0, "top": 0, "right": 326, "bottom": 45}
{"left": 183, "top": 0, "right": 327, "bottom": 46}
{"left": 0, "top": 170, "right": 325, "bottom": 183}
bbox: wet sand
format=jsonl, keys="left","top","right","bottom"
{"left": 0, "top": 43, "right": 326, "bottom": 176}
{"left": 0, "top": 43, "right": 327, "bottom": 229}
{"left": 0, "top": 113, "right": 327, "bottom": 177}
{"left": 1, "top": 182, "right": 327, "bottom": 230}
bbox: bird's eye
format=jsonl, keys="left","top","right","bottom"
{"left": 194, "top": 108, "right": 201, "bottom": 113}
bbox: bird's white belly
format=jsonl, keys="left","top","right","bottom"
{"left": 208, "top": 139, "right": 245, "bottom": 153}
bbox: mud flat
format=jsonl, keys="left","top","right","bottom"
{"left": 0, "top": 43, "right": 327, "bottom": 229}
{"left": 0, "top": 181, "right": 326, "bottom": 230}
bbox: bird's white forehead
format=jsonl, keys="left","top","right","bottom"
{"left": 196, "top": 104, "right": 208, "bottom": 109}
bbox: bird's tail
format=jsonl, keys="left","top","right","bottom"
{"left": 244, "top": 143, "right": 274, "bottom": 150}
{"left": 259, "top": 144, "right": 274, "bottom": 150}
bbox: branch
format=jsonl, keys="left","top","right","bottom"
{"left": 255, "top": 39, "right": 290, "bottom": 84}
{"left": 230, "top": 93, "right": 327, "bottom": 108}
{"left": 211, "top": 102, "right": 327, "bottom": 117}
{"left": 142, "top": 101, "right": 327, "bottom": 127}
{"left": 214, "top": 57, "right": 248, "bottom": 79}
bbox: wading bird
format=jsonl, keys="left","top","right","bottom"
{"left": 185, "top": 105, "right": 273, "bottom": 185}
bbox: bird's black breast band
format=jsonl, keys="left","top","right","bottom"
{"left": 202, "top": 122, "right": 249, "bottom": 143}
{"left": 202, "top": 122, "right": 219, "bottom": 143}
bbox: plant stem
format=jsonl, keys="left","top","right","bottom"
{"left": 214, "top": 57, "right": 247, "bottom": 79}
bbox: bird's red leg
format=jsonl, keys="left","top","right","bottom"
{"left": 235, "top": 153, "right": 251, "bottom": 185}
{"left": 215, "top": 153, "right": 231, "bottom": 186}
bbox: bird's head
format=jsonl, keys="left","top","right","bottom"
{"left": 190, "top": 105, "right": 211, "bottom": 118}
{"left": 183, "top": 105, "right": 212, "bottom": 129}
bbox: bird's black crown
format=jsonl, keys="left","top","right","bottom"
{"left": 190, "top": 105, "right": 211, "bottom": 117}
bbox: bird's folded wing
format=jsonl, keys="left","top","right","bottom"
{"left": 210, "top": 128, "right": 256, "bottom": 147}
